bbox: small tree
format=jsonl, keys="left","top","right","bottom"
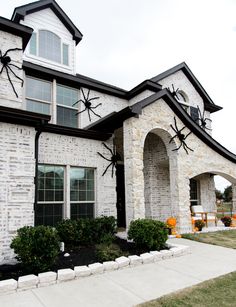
{"left": 215, "top": 189, "right": 223, "bottom": 200}
{"left": 223, "top": 185, "right": 232, "bottom": 202}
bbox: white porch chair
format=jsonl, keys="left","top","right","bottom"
{"left": 191, "top": 205, "right": 217, "bottom": 227}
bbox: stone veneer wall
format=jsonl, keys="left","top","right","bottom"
{"left": 0, "top": 123, "right": 36, "bottom": 263}
{"left": 123, "top": 98, "right": 236, "bottom": 233}
{"left": 143, "top": 133, "right": 171, "bottom": 221}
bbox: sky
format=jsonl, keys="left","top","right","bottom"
{"left": 2, "top": 0, "right": 236, "bottom": 191}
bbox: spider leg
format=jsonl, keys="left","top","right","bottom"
{"left": 102, "top": 162, "right": 113, "bottom": 176}
{"left": 90, "top": 108, "right": 101, "bottom": 118}
{"left": 170, "top": 124, "right": 177, "bottom": 134}
{"left": 86, "top": 89, "right": 90, "bottom": 101}
{"left": 90, "top": 103, "right": 102, "bottom": 109}
{"left": 174, "top": 117, "right": 179, "bottom": 131}
{"left": 183, "top": 141, "right": 194, "bottom": 152}
{"left": 102, "top": 142, "right": 113, "bottom": 155}
{"left": 0, "top": 65, "right": 4, "bottom": 74}
{"left": 72, "top": 99, "right": 84, "bottom": 107}
{"left": 97, "top": 152, "right": 112, "bottom": 162}
{"left": 179, "top": 126, "right": 186, "bottom": 133}
{"left": 0, "top": 50, "right": 2, "bottom": 57}
{"left": 8, "top": 63, "right": 22, "bottom": 70}
{"left": 204, "top": 118, "right": 211, "bottom": 122}
{"left": 3, "top": 48, "right": 22, "bottom": 57}
{"left": 87, "top": 108, "right": 91, "bottom": 122}
{"left": 172, "top": 84, "right": 175, "bottom": 92}
{"left": 184, "top": 131, "right": 192, "bottom": 139}
{"left": 7, "top": 65, "right": 24, "bottom": 86}
{"left": 81, "top": 88, "right": 86, "bottom": 101}
{"left": 169, "top": 134, "right": 177, "bottom": 144}
{"left": 172, "top": 142, "right": 183, "bottom": 152}
{"left": 111, "top": 163, "right": 115, "bottom": 178}
{"left": 75, "top": 108, "right": 86, "bottom": 115}
{"left": 182, "top": 142, "right": 189, "bottom": 155}
{"left": 5, "top": 67, "right": 18, "bottom": 97}
{"left": 88, "top": 97, "right": 100, "bottom": 102}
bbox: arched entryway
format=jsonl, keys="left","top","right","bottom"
{"left": 143, "top": 129, "right": 177, "bottom": 222}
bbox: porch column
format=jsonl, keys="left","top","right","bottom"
{"left": 123, "top": 119, "right": 145, "bottom": 227}
{"left": 175, "top": 175, "right": 192, "bottom": 233}
{"left": 232, "top": 184, "right": 236, "bottom": 213}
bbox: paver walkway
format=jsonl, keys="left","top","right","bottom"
{"left": 1, "top": 238, "right": 236, "bottom": 307}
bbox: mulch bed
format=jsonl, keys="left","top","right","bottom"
{"left": 0, "top": 237, "right": 148, "bottom": 281}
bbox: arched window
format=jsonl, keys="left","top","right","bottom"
{"left": 39, "top": 30, "right": 61, "bottom": 63}
{"left": 29, "top": 30, "right": 69, "bottom": 65}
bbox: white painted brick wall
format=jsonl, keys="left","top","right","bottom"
{"left": 0, "top": 123, "right": 35, "bottom": 263}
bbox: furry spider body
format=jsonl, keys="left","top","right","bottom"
{"left": 73, "top": 88, "right": 102, "bottom": 121}
{"left": 196, "top": 106, "right": 211, "bottom": 130}
{"left": 0, "top": 48, "right": 23, "bottom": 98}
{"left": 97, "top": 143, "right": 121, "bottom": 177}
{"left": 169, "top": 117, "right": 193, "bottom": 154}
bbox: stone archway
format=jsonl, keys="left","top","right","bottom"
{"left": 143, "top": 132, "right": 171, "bottom": 221}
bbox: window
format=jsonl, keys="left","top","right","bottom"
{"left": 190, "top": 179, "right": 200, "bottom": 207}
{"left": 36, "top": 165, "right": 64, "bottom": 226}
{"left": 35, "top": 165, "right": 95, "bottom": 226}
{"left": 190, "top": 106, "right": 199, "bottom": 123}
{"left": 26, "top": 77, "right": 52, "bottom": 115}
{"left": 29, "top": 30, "right": 69, "bottom": 66}
{"left": 70, "top": 167, "right": 95, "bottom": 219}
{"left": 57, "top": 84, "right": 78, "bottom": 128}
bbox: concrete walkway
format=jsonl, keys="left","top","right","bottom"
{"left": 1, "top": 238, "right": 236, "bottom": 307}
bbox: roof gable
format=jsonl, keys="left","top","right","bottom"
{"left": 151, "top": 62, "right": 222, "bottom": 113}
{"left": 11, "top": 0, "right": 82, "bottom": 45}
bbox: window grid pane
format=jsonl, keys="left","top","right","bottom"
{"left": 70, "top": 167, "right": 95, "bottom": 219}
{"left": 30, "top": 33, "right": 37, "bottom": 55}
{"left": 35, "top": 203, "right": 63, "bottom": 227}
{"left": 38, "top": 165, "right": 64, "bottom": 202}
{"left": 39, "top": 30, "right": 61, "bottom": 63}
{"left": 62, "top": 44, "right": 69, "bottom": 65}
{"left": 26, "top": 77, "right": 52, "bottom": 102}
{"left": 57, "top": 106, "right": 78, "bottom": 128}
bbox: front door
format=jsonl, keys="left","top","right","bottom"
{"left": 116, "top": 164, "right": 126, "bottom": 228}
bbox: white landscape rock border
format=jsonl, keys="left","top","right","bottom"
{"left": 0, "top": 242, "right": 191, "bottom": 295}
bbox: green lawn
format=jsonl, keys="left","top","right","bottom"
{"left": 138, "top": 230, "right": 236, "bottom": 307}
{"left": 182, "top": 230, "right": 236, "bottom": 249}
{"left": 138, "top": 271, "right": 236, "bottom": 307}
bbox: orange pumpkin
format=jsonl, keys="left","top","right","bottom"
{"left": 175, "top": 234, "right": 182, "bottom": 238}
{"left": 166, "top": 217, "right": 177, "bottom": 228}
{"left": 233, "top": 214, "right": 236, "bottom": 220}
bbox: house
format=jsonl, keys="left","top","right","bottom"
{"left": 1, "top": 0, "right": 236, "bottom": 263}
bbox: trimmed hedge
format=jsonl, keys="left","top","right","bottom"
{"left": 10, "top": 225, "right": 60, "bottom": 273}
{"left": 56, "top": 216, "right": 116, "bottom": 246}
{"left": 128, "top": 219, "right": 168, "bottom": 250}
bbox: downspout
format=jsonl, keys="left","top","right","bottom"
{"left": 34, "top": 120, "right": 45, "bottom": 221}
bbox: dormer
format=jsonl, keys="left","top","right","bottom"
{"left": 11, "top": 0, "right": 83, "bottom": 75}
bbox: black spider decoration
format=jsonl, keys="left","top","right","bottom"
{"left": 196, "top": 106, "right": 211, "bottom": 130}
{"left": 73, "top": 88, "right": 102, "bottom": 121}
{"left": 169, "top": 117, "right": 194, "bottom": 154}
{"left": 97, "top": 143, "right": 121, "bottom": 177}
{"left": 167, "top": 84, "right": 181, "bottom": 101}
{"left": 0, "top": 48, "right": 23, "bottom": 98}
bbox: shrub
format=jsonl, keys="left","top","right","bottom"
{"left": 194, "top": 220, "right": 205, "bottom": 231}
{"left": 221, "top": 216, "right": 232, "bottom": 227}
{"left": 128, "top": 219, "right": 168, "bottom": 250}
{"left": 96, "top": 243, "right": 123, "bottom": 262}
{"left": 56, "top": 219, "right": 79, "bottom": 246}
{"left": 10, "top": 225, "right": 60, "bottom": 273}
{"left": 56, "top": 216, "right": 117, "bottom": 247}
